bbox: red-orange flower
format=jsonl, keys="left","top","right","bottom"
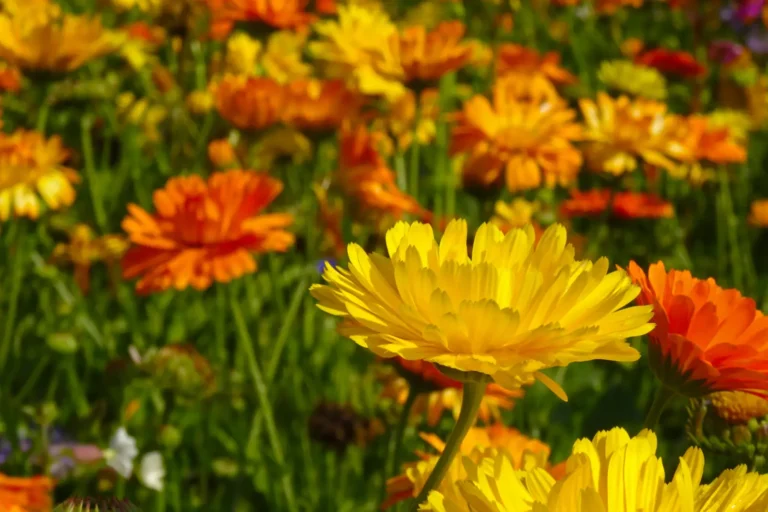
{"left": 398, "top": 21, "right": 473, "bottom": 83}
{"left": 636, "top": 48, "right": 707, "bottom": 78}
{"left": 0, "top": 62, "right": 20, "bottom": 92}
{"left": 628, "top": 261, "right": 768, "bottom": 397}
{"left": 122, "top": 170, "right": 294, "bottom": 294}
{"left": 495, "top": 43, "right": 577, "bottom": 86}
{"left": 206, "top": 0, "right": 315, "bottom": 29}
{"left": 213, "top": 75, "right": 284, "bottom": 131}
{"left": 281, "top": 79, "right": 363, "bottom": 130}
{"left": 560, "top": 189, "right": 674, "bottom": 219}
{"left": 0, "top": 473, "right": 53, "bottom": 512}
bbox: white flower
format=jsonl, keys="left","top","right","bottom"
{"left": 106, "top": 427, "right": 138, "bottom": 478}
{"left": 139, "top": 451, "right": 165, "bottom": 491}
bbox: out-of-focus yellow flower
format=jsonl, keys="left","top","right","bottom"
{"left": 116, "top": 92, "right": 168, "bottom": 144}
{"left": 50, "top": 224, "right": 128, "bottom": 293}
{"left": 598, "top": 60, "right": 667, "bottom": 100}
{"left": 224, "top": 32, "right": 261, "bottom": 76}
{"left": 709, "top": 391, "right": 768, "bottom": 424}
{"left": 311, "top": 219, "right": 653, "bottom": 395}
{"left": 750, "top": 199, "right": 768, "bottom": 227}
{"left": 490, "top": 199, "right": 539, "bottom": 232}
{"left": 707, "top": 109, "right": 752, "bottom": 142}
{"left": 260, "top": 30, "right": 312, "bottom": 84}
{"left": 111, "top": 0, "right": 162, "bottom": 13}
{"left": 120, "top": 22, "right": 166, "bottom": 70}
{"left": 0, "top": 130, "right": 79, "bottom": 221}
{"left": 372, "top": 88, "right": 439, "bottom": 151}
{"left": 310, "top": 4, "right": 406, "bottom": 101}
{"left": 747, "top": 75, "right": 768, "bottom": 129}
{"left": 398, "top": 21, "right": 472, "bottom": 83}
{"left": 579, "top": 92, "right": 688, "bottom": 175}
{"left": 621, "top": 37, "right": 645, "bottom": 59}
{"left": 0, "top": 1, "right": 124, "bottom": 73}
{"left": 251, "top": 127, "right": 312, "bottom": 168}
{"left": 208, "top": 138, "right": 238, "bottom": 168}
{"left": 186, "top": 90, "right": 214, "bottom": 115}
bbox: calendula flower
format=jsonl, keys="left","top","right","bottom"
{"left": 621, "top": 37, "right": 645, "bottom": 58}
{"left": 709, "top": 391, "right": 768, "bottom": 423}
{"left": 636, "top": 48, "right": 707, "bottom": 78}
{"left": 310, "top": 4, "right": 406, "bottom": 101}
{"left": 224, "top": 32, "right": 261, "bottom": 76}
{"left": 50, "top": 224, "right": 128, "bottom": 293}
{"left": 629, "top": 261, "right": 768, "bottom": 397}
{"left": 213, "top": 75, "right": 284, "bottom": 130}
{"left": 490, "top": 199, "right": 539, "bottom": 232}
{"left": 595, "top": 0, "right": 645, "bottom": 14}
{"left": 0, "top": 62, "right": 21, "bottom": 92}
{"left": 707, "top": 109, "right": 752, "bottom": 142}
{"left": 425, "top": 427, "right": 768, "bottom": 512}
{"left": 372, "top": 88, "right": 439, "bottom": 151}
{"left": 312, "top": 219, "right": 653, "bottom": 396}
{"left": 749, "top": 199, "right": 768, "bottom": 226}
{"left": 260, "top": 30, "right": 312, "bottom": 84}
{"left": 206, "top": 0, "right": 315, "bottom": 29}
{"left": 598, "top": 59, "right": 668, "bottom": 100}
{"left": 0, "top": 473, "right": 53, "bottom": 512}
{"left": 385, "top": 425, "right": 558, "bottom": 510}
{"left": 398, "top": 21, "right": 472, "bottom": 83}
{"left": 208, "top": 139, "right": 238, "bottom": 168}
{"left": 116, "top": 93, "right": 168, "bottom": 144}
{"left": 495, "top": 43, "right": 577, "bottom": 87}
{"left": 0, "top": 130, "right": 79, "bottom": 221}
{"left": 119, "top": 22, "right": 164, "bottom": 70}
{"left": 579, "top": 92, "right": 688, "bottom": 175}
{"left": 560, "top": 189, "right": 674, "bottom": 219}
{"left": 281, "top": 79, "right": 363, "bottom": 131}
{"left": 186, "top": 90, "right": 214, "bottom": 115}
{"left": 452, "top": 80, "right": 583, "bottom": 192}
{"left": 122, "top": 170, "right": 294, "bottom": 294}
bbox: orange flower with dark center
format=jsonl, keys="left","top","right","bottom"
{"left": 206, "top": 0, "right": 315, "bottom": 29}
{"left": 560, "top": 189, "right": 674, "bottom": 219}
{"left": 636, "top": 48, "right": 707, "bottom": 78}
{"left": 281, "top": 79, "right": 363, "bottom": 130}
{"left": 0, "top": 473, "right": 53, "bottom": 512}
{"left": 213, "top": 75, "right": 284, "bottom": 131}
{"left": 495, "top": 43, "right": 577, "bottom": 86}
{"left": 398, "top": 20, "right": 473, "bottom": 83}
{"left": 122, "top": 170, "right": 294, "bottom": 294}
{"left": 628, "top": 261, "right": 768, "bottom": 398}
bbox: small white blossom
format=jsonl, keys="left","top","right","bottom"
{"left": 139, "top": 451, "right": 166, "bottom": 491}
{"left": 106, "top": 427, "right": 138, "bottom": 478}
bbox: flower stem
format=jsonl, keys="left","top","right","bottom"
{"left": 382, "top": 385, "right": 419, "bottom": 500}
{"left": 643, "top": 385, "right": 675, "bottom": 430}
{"left": 409, "top": 378, "right": 488, "bottom": 511}
{"left": 0, "top": 222, "right": 26, "bottom": 375}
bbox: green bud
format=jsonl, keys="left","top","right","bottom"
{"left": 54, "top": 497, "right": 140, "bottom": 512}
{"left": 159, "top": 425, "right": 182, "bottom": 450}
{"left": 47, "top": 332, "right": 78, "bottom": 354}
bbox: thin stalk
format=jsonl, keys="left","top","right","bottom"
{"left": 0, "top": 222, "right": 25, "bottom": 375}
{"left": 382, "top": 387, "right": 419, "bottom": 502}
{"left": 719, "top": 171, "right": 744, "bottom": 290}
{"left": 81, "top": 116, "right": 108, "bottom": 231}
{"left": 409, "top": 103, "right": 422, "bottom": 200}
{"left": 643, "top": 385, "right": 675, "bottom": 430}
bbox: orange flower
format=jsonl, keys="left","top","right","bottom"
{"left": 50, "top": 224, "right": 128, "bottom": 293}
{"left": 749, "top": 199, "right": 768, "bottom": 227}
{"left": 206, "top": 0, "right": 315, "bottom": 29}
{"left": 495, "top": 43, "right": 577, "bottom": 86}
{"left": 452, "top": 77, "right": 583, "bottom": 192}
{"left": 673, "top": 114, "right": 747, "bottom": 164}
{"left": 628, "top": 261, "right": 768, "bottom": 397}
{"left": 122, "top": 170, "right": 294, "bottom": 294}
{"left": 208, "top": 139, "right": 238, "bottom": 167}
{"left": 398, "top": 21, "right": 472, "bottom": 83}
{"left": 372, "top": 88, "right": 439, "bottom": 151}
{"left": 122, "top": 21, "right": 166, "bottom": 46}
{"left": 213, "top": 75, "right": 284, "bottom": 131}
{"left": 281, "top": 79, "right": 363, "bottom": 130}
{"left": 560, "top": 189, "right": 674, "bottom": 219}
{"left": 621, "top": 38, "right": 645, "bottom": 59}
{"left": 0, "top": 62, "right": 20, "bottom": 92}
{"left": 0, "top": 473, "right": 53, "bottom": 512}
{"left": 709, "top": 391, "right": 768, "bottom": 423}
{"left": 636, "top": 48, "right": 707, "bottom": 78}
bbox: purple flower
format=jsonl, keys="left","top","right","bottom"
{"left": 48, "top": 443, "right": 103, "bottom": 479}
{"left": 736, "top": 0, "right": 766, "bottom": 23}
{"left": 710, "top": 40, "right": 746, "bottom": 64}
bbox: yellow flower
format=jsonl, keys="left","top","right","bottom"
{"left": 0, "top": 129, "right": 79, "bottom": 221}
{"left": 116, "top": 92, "right": 168, "bottom": 144}
{"left": 111, "top": 0, "right": 162, "bottom": 13}
{"left": 186, "top": 90, "right": 214, "bottom": 115}
{"left": 579, "top": 92, "right": 688, "bottom": 175}
{"left": 490, "top": 199, "right": 539, "bottom": 232}
{"left": 707, "top": 109, "right": 752, "bottom": 142}
{"left": 260, "top": 30, "right": 312, "bottom": 84}
{"left": 225, "top": 32, "right": 261, "bottom": 76}
{"left": 251, "top": 127, "right": 312, "bottom": 168}
{"left": 598, "top": 59, "right": 667, "bottom": 100}
{"left": 310, "top": 4, "right": 405, "bottom": 101}
{"left": 50, "top": 224, "right": 128, "bottom": 293}
{"left": 426, "top": 427, "right": 768, "bottom": 512}
{"left": 311, "top": 220, "right": 653, "bottom": 397}
{"left": 372, "top": 88, "right": 439, "bottom": 151}
{"left": 750, "top": 199, "right": 768, "bottom": 227}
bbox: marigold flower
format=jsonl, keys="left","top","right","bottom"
{"left": 621, "top": 37, "right": 645, "bottom": 58}
{"left": 0, "top": 473, "right": 53, "bottom": 512}
{"left": 425, "top": 428, "right": 768, "bottom": 512}
{"left": 224, "top": 32, "right": 261, "bottom": 76}
{"left": 579, "top": 92, "right": 689, "bottom": 175}
{"left": 122, "top": 170, "right": 294, "bottom": 294}
{"left": 594, "top": 0, "right": 645, "bottom": 14}
{"left": 560, "top": 189, "right": 674, "bottom": 219}
{"left": 710, "top": 391, "right": 768, "bottom": 424}
{"left": 281, "top": 79, "right": 363, "bottom": 131}
{"left": 310, "top": 4, "right": 406, "bottom": 101}
{"left": 707, "top": 109, "right": 752, "bottom": 142}
{"left": 489, "top": 199, "right": 539, "bottom": 232}
{"left": 208, "top": 139, "right": 238, "bottom": 168}
{"left": 598, "top": 59, "right": 667, "bottom": 100}
{"left": 495, "top": 43, "right": 576, "bottom": 86}
{"left": 312, "top": 219, "right": 653, "bottom": 396}
{"left": 0, "top": 62, "right": 21, "bottom": 92}
{"left": 636, "top": 47, "right": 707, "bottom": 78}
{"left": 186, "top": 90, "right": 214, "bottom": 115}
{"left": 372, "top": 88, "right": 439, "bottom": 151}
{"left": 749, "top": 199, "right": 768, "bottom": 226}
{"left": 629, "top": 261, "right": 768, "bottom": 398}
{"left": 398, "top": 21, "right": 472, "bottom": 83}
{"left": 260, "top": 30, "right": 312, "bottom": 84}
{"left": 206, "top": 0, "right": 315, "bottom": 29}
{"left": 452, "top": 80, "right": 583, "bottom": 192}
{"left": 116, "top": 93, "right": 167, "bottom": 144}
{"left": 0, "top": 130, "right": 79, "bottom": 221}
{"left": 213, "top": 75, "right": 284, "bottom": 130}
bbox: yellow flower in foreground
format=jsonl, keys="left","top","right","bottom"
{"left": 426, "top": 428, "right": 768, "bottom": 512}
{"left": 311, "top": 220, "right": 653, "bottom": 396}
{"left": 490, "top": 199, "right": 539, "bottom": 232}
{"left": 598, "top": 59, "right": 667, "bottom": 100}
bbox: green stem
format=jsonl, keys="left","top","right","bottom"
{"left": 643, "top": 385, "right": 675, "bottom": 430}
{"left": 81, "top": 115, "right": 107, "bottom": 232}
{"left": 230, "top": 292, "right": 298, "bottom": 512}
{"left": 719, "top": 170, "right": 745, "bottom": 291}
{"left": 409, "top": 378, "right": 488, "bottom": 511}
{"left": 409, "top": 103, "right": 422, "bottom": 201}
{"left": 0, "top": 222, "right": 26, "bottom": 375}
{"left": 382, "top": 386, "right": 419, "bottom": 501}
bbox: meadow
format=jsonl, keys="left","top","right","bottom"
{"left": 2, "top": 0, "right": 768, "bottom": 510}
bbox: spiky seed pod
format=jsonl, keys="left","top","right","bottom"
{"left": 54, "top": 497, "right": 139, "bottom": 512}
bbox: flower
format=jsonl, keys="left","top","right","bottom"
{"left": 206, "top": 0, "right": 315, "bottom": 30}
{"left": 310, "top": 4, "right": 406, "bottom": 101}
{"left": 490, "top": 199, "right": 539, "bottom": 232}
{"left": 116, "top": 93, "right": 168, "bottom": 144}
{"left": 749, "top": 199, "right": 768, "bottom": 226}
{"left": 425, "top": 427, "right": 768, "bottom": 512}
{"left": 597, "top": 59, "right": 667, "bottom": 100}
{"left": 208, "top": 139, "right": 238, "bottom": 168}
{"left": 495, "top": 44, "right": 576, "bottom": 87}
{"left": 122, "top": 170, "right": 294, "bottom": 294}
{"left": 139, "top": 452, "right": 165, "bottom": 491}
{"left": 628, "top": 261, "right": 768, "bottom": 397}
{"left": 0, "top": 129, "right": 79, "bottom": 221}
{"left": 560, "top": 189, "right": 674, "bottom": 219}
{"left": 384, "top": 425, "right": 558, "bottom": 509}
{"left": 50, "top": 224, "right": 129, "bottom": 293}
{"left": 579, "top": 92, "right": 688, "bottom": 175}
{"left": 311, "top": 219, "right": 653, "bottom": 397}
{"left": 186, "top": 90, "right": 214, "bottom": 115}
{"left": 709, "top": 391, "right": 768, "bottom": 423}
{"left": 452, "top": 78, "right": 583, "bottom": 192}
{"left": 398, "top": 21, "right": 472, "bottom": 83}
{"left": 250, "top": 127, "right": 312, "bottom": 168}
{"left": 260, "top": 30, "right": 312, "bottom": 84}
{"left": 281, "top": 79, "right": 363, "bottom": 131}
{"left": 106, "top": 427, "right": 138, "bottom": 478}
{"left": 707, "top": 109, "right": 752, "bottom": 141}
{"left": 224, "top": 32, "right": 261, "bottom": 76}
{"left": 0, "top": 473, "right": 53, "bottom": 512}
{"left": 137, "top": 344, "right": 217, "bottom": 398}
{"left": 213, "top": 75, "right": 284, "bottom": 131}
{"left": 0, "top": 62, "right": 21, "bottom": 92}
{"left": 636, "top": 48, "right": 707, "bottom": 78}
{"left": 372, "top": 88, "right": 439, "bottom": 151}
